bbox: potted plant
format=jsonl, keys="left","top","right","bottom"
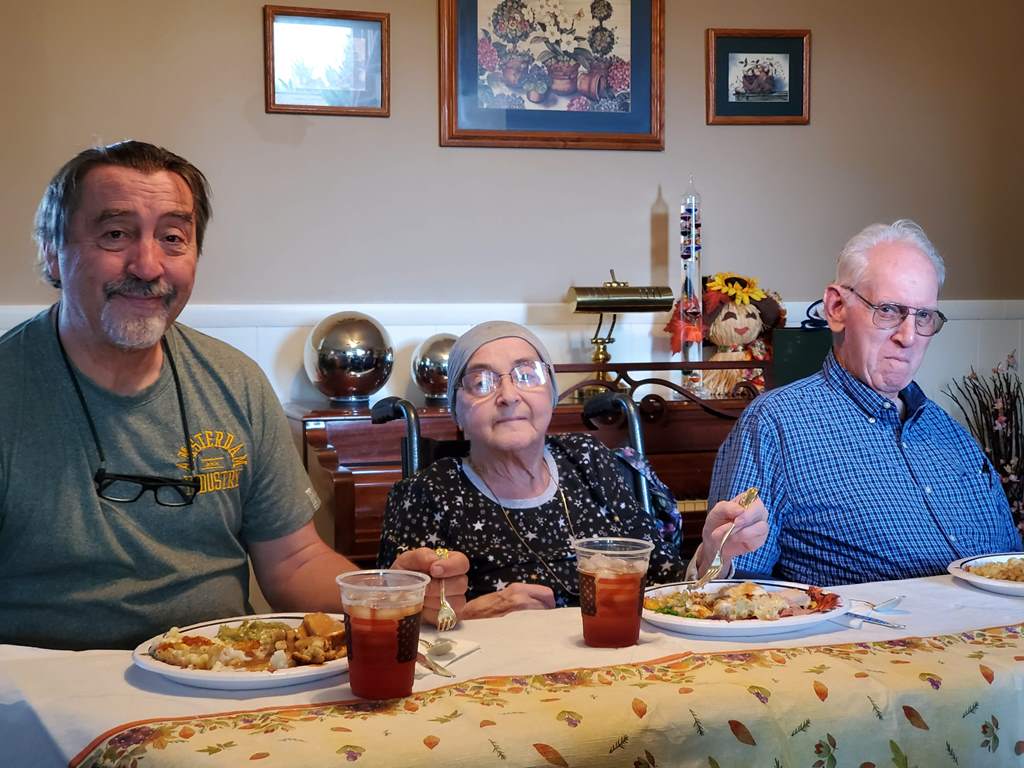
{"left": 526, "top": 0, "right": 593, "bottom": 95}
{"left": 945, "top": 352, "right": 1024, "bottom": 534}
{"left": 487, "top": 1, "right": 535, "bottom": 88}
{"left": 521, "top": 63, "right": 551, "bottom": 103}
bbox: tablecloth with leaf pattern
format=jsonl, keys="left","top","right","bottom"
{"left": 72, "top": 623, "right": 1024, "bottom": 768}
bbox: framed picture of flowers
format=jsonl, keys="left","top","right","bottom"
{"left": 263, "top": 5, "right": 390, "bottom": 117}
{"left": 439, "top": 0, "right": 664, "bottom": 150}
{"left": 705, "top": 28, "right": 810, "bottom": 125}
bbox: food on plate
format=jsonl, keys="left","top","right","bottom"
{"left": 149, "top": 612, "right": 346, "bottom": 672}
{"left": 965, "top": 557, "right": 1024, "bottom": 582}
{"left": 644, "top": 581, "right": 840, "bottom": 621}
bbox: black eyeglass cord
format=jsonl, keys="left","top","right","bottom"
{"left": 52, "top": 305, "right": 198, "bottom": 480}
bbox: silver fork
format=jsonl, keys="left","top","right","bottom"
{"left": 688, "top": 487, "right": 758, "bottom": 592}
{"left": 433, "top": 547, "right": 458, "bottom": 632}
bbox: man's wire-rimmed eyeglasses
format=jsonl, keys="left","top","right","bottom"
{"left": 54, "top": 306, "right": 200, "bottom": 507}
{"left": 840, "top": 285, "right": 947, "bottom": 337}
{"left": 460, "top": 360, "right": 551, "bottom": 398}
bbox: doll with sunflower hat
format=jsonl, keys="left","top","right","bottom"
{"left": 701, "top": 272, "right": 785, "bottom": 397}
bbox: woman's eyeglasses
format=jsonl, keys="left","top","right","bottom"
{"left": 840, "top": 285, "right": 947, "bottom": 336}
{"left": 460, "top": 361, "right": 550, "bottom": 398}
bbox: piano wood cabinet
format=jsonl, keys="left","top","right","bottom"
{"left": 286, "top": 398, "right": 748, "bottom": 566}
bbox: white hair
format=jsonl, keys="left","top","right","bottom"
{"left": 835, "top": 219, "right": 945, "bottom": 290}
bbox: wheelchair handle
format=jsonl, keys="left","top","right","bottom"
{"left": 582, "top": 392, "right": 647, "bottom": 457}
{"left": 582, "top": 392, "right": 651, "bottom": 520}
{"left": 370, "top": 396, "right": 422, "bottom": 476}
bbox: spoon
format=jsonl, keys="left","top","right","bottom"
{"left": 419, "top": 637, "right": 455, "bottom": 657}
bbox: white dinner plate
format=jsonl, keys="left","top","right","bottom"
{"left": 948, "top": 553, "right": 1024, "bottom": 597}
{"left": 642, "top": 579, "right": 849, "bottom": 638}
{"left": 132, "top": 613, "right": 349, "bottom": 690}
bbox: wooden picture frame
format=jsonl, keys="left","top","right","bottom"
{"left": 263, "top": 5, "right": 390, "bottom": 117}
{"left": 706, "top": 28, "right": 810, "bottom": 125}
{"left": 439, "top": 0, "right": 664, "bottom": 150}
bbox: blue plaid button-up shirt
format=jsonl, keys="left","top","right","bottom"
{"left": 710, "top": 351, "right": 1021, "bottom": 585}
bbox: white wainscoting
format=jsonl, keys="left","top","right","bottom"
{"left": 2, "top": 301, "right": 1022, "bottom": 418}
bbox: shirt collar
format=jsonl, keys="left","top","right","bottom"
{"left": 821, "top": 350, "right": 928, "bottom": 420}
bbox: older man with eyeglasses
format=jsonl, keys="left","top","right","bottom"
{"left": 0, "top": 141, "right": 468, "bottom": 650}
{"left": 709, "top": 219, "right": 1021, "bottom": 586}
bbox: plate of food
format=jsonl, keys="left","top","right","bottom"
{"left": 642, "top": 579, "right": 848, "bottom": 637}
{"left": 948, "top": 553, "right": 1024, "bottom": 597}
{"left": 132, "top": 612, "right": 349, "bottom": 690}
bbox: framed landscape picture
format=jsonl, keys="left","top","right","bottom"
{"left": 706, "top": 28, "right": 810, "bottom": 125}
{"left": 264, "top": 5, "right": 390, "bottom": 117}
{"left": 439, "top": 0, "right": 664, "bottom": 150}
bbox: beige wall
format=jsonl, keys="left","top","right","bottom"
{"left": 1, "top": 0, "right": 1020, "bottom": 305}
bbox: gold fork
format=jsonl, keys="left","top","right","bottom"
{"left": 433, "top": 547, "right": 458, "bottom": 632}
{"left": 688, "top": 487, "right": 759, "bottom": 592}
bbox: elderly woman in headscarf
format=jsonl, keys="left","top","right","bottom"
{"left": 377, "top": 321, "right": 767, "bottom": 619}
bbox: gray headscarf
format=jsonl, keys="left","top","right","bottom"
{"left": 446, "top": 320, "right": 559, "bottom": 423}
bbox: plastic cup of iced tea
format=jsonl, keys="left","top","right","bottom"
{"left": 336, "top": 569, "right": 430, "bottom": 699}
{"left": 573, "top": 537, "right": 654, "bottom": 648}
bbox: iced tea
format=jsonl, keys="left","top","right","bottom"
{"left": 574, "top": 538, "right": 654, "bottom": 648}
{"left": 578, "top": 568, "right": 647, "bottom": 647}
{"left": 337, "top": 570, "right": 430, "bottom": 699}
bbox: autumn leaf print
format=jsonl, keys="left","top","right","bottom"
{"left": 917, "top": 672, "right": 942, "bottom": 690}
{"left": 632, "top": 698, "right": 648, "bottom": 718}
{"left": 979, "top": 664, "right": 994, "bottom": 684}
{"left": 901, "top": 706, "right": 929, "bottom": 730}
{"left": 479, "top": 720, "right": 496, "bottom": 728}
{"left": 728, "top": 720, "right": 756, "bottom": 746}
{"left": 249, "top": 754, "right": 270, "bottom": 761}
{"left": 557, "top": 710, "right": 583, "bottom": 728}
{"left": 423, "top": 735, "right": 440, "bottom": 750}
{"left": 403, "top": 700, "right": 419, "bottom": 712}
{"left": 533, "top": 743, "right": 569, "bottom": 767}
{"left": 337, "top": 745, "right": 365, "bottom": 761}
{"left": 178, "top": 726, "right": 195, "bottom": 739}
{"left": 747, "top": 685, "right": 771, "bottom": 704}
{"left": 813, "top": 681, "right": 828, "bottom": 701}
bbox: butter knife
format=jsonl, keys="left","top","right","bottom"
{"left": 845, "top": 611, "right": 906, "bottom": 629}
{"left": 417, "top": 652, "right": 455, "bottom": 678}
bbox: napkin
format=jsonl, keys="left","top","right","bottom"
{"left": 414, "top": 635, "right": 480, "bottom": 679}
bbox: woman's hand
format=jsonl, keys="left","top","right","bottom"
{"left": 696, "top": 493, "right": 769, "bottom": 577}
{"left": 461, "top": 583, "right": 556, "bottom": 619}
{"left": 391, "top": 547, "right": 469, "bottom": 626}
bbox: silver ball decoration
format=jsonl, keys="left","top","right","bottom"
{"left": 304, "top": 311, "right": 394, "bottom": 406}
{"left": 411, "top": 333, "right": 456, "bottom": 404}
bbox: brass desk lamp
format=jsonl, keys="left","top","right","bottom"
{"left": 568, "top": 270, "right": 674, "bottom": 399}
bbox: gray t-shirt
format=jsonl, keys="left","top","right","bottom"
{"left": 0, "top": 308, "right": 318, "bottom": 649}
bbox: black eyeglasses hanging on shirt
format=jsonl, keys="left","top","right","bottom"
{"left": 54, "top": 308, "right": 201, "bottom": 507}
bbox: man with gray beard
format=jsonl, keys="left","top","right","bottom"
{"left": 0, "top": 141, "right": 468, "bottom": 650}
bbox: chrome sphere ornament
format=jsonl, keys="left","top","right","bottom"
{"left": 411, "top": 333, "right": 456, "bottom": 405}
{"left": 304, "top": 311, "right": 394, "bottom": 407}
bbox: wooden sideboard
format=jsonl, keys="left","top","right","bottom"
{"left": 286, "top": 396, "right": 749, "bottom": 567}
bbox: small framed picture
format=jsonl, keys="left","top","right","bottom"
{"left": 263, "top": 5, "right": 390, "bottom": 117}
{"left": 439, "top": 0, "right": 664, "bottom": 150}
{"left": 706, "top": 28, "right": 810, "bottom": 125}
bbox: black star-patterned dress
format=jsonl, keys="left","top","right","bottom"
{"left": 377, "top": 432, "right": 687, "bottom": 607}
